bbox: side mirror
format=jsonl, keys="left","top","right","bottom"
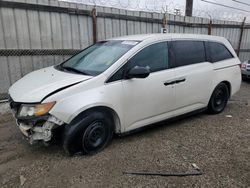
{"left": 127, "top": 66, "right": 150, "bottom": 79}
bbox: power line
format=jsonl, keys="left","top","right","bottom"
{"left": 201, "top": 0, "right": 250, "bottom": 13}
{"left": 232, "top": 0, "right": 250, "bottom": 7}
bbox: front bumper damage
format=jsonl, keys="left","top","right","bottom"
{"left": 9, "top": 97, "right": 64, "bottom": 144}
{"left": 17, "top": 115, "right": 64, "bottom": 144}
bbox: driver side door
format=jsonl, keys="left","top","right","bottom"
{"left": 121, "top": 41, "right": 176, "bottom": 132}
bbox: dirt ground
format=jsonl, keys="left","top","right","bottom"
{"left": 0, "top": 81, "right": 249, "bottom": 188}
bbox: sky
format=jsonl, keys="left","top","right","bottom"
{"left": 61, "top": 0, "right": 250, "bottom": 22}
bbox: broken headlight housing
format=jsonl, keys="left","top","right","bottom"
{"left": 18, "top": 102, "right": 56, "bottom": 118}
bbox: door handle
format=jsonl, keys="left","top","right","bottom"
{"left": 164, "top": 80, "right": 176, "bottom": 86}
{"left": 175, "top": 78, "right": 186, "bottom": 84}
{"left": 164, "top": 78, "right": 186, "bottom": 86}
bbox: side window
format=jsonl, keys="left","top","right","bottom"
{"left": 127, "top": 42, "right": 169, "bottom": 72}
{"left": 107, "top": 42, "right": 168, "bottom": 83}
{"left": 107, "top": 68, "right": 124, "bottom": 83}
{"left": 171, "top": 40, "right": 206, "bottom": 67}
{"left": 208, "top": 42, "right": 234, "bottom": 62}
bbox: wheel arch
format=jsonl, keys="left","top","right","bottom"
{"left": 208, "top": 80, "right": 231, "bottom": 106}
{"left": 221, "top": 80, "right": 231, "bottom": 97}
{"left": 69, "top": 106, "right": 122, "bottom": 134}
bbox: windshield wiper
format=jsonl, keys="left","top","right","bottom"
{"left": 62, "top": 66, "right": 90, "bottom": 75}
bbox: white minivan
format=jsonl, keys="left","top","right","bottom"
{"left": 9, "top": 34, "right": 241, "bottom": 155}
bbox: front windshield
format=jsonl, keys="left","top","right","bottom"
{"left": 60, "top": 40, "right": 139, "bottom": 76}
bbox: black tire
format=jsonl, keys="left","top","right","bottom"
{"left": 242, "top": 75, "right": 249, "bottom": 82}
{"left": 207, "top": 83, "right": 229, "bottom": 114}
{"left": 63, "top": 111, "right": 114, "bottom": 155}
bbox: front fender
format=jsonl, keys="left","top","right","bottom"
{"left": 48, "top": 86, "right": 123, "bottom": 129}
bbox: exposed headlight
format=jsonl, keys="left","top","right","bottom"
{"left": 18, "top": 102, "right": 56, "bottom": 118}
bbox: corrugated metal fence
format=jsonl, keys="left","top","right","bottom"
{"left": 0, "top": 0, "right": 250, "bottom": 99}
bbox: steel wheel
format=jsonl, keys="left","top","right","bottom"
{"left": 208, "top": 83, "right": 229, "bottom": 114}
{"left": 82, "top": 121, "right": 108, "bottom": 152}
{"left": 63, "top": 111, "right": 114, "bottom": 156}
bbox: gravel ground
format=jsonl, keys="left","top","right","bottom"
{"left": 0, "top": 81, "right": 249, "bottom": 188}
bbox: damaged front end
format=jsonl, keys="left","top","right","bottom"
{"left": 18, "top": 116, "right": 64, "bottom": 144}
{"left": 9, "top": 97, "right": 64, "bottom": 144}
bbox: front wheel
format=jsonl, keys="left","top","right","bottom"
{"left": 63, "top": 111, "right": 114, "bottom": 155}
{"left": 207, "top": 83, "right": 229, "bottom": 114}
{"left": 82, "top": 120, "right": 111, "bottom": 154}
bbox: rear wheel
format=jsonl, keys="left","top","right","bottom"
{"left": 207, "top": 83, "right": 229, "bottom": 114}
{"left": 63, "top": 111, "right": 114, "bottom": 155}
{"left": 242, "top": 75, "right": 249, "bottom": 81}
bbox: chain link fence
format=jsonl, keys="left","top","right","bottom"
{"left": 0, "top": 49, "right": 82, "bottom": 57}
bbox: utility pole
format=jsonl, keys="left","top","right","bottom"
{"left": 237, "top": 17, "right": 246, "bottom": 56}
{"left": 185, "top": 0, "right": 193, "bottom": 16}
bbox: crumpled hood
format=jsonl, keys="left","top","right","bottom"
{"left": 9, "top": 66, "right": 92, "bottom": 103}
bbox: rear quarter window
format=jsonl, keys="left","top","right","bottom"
{"left": 207, "top": 42, "right": 234, "bottom": 62}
